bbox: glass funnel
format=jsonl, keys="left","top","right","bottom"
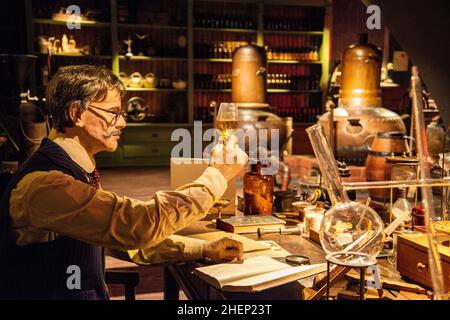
{"left": 391, "top": 164, "right": 416, "bottom": 224}
{"left": 306, "top": 124, "right": 385, "bottom": 267}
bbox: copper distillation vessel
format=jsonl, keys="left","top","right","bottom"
{"left": 229, "top": 43, "right": 291, "bottom": 187}
{"left": 231, "top": 43, "right": 286, "bottom": 153}
{"left": 318, "top": 34, "right": 406, "bottom": 165}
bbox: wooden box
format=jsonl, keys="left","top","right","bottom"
{"left": 397, "top": 233, "right": 450, "bottom": 291}
{"left": 308, "top": 227, "right": 321, "bottom": 245}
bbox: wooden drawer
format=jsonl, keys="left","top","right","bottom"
{"left": 123, "top": 143, "right": 176, "bottom": 158}
{"left": 123, "top": 127, "right": 175, "bottom": 143}
{"left": 397, "top": 235, "right": 450, "bottom": 291}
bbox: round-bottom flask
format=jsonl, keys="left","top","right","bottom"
{"left": 307, "top": 124, "right": 385, "bottom": 267}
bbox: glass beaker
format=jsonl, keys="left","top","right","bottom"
{"left": 306, "top": 124, "right": 385, "bottom": 267}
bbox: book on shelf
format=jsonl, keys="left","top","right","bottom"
{"left": 216, "top": 215, "right": 286, "bottom": 234}
{"left": 192, "top": 255, "right": 327, "bottom": 292}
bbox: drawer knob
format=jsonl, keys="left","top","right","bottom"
{"left": 152, "top": 148, "right": 159, "bottom": 153}
{"left": 416, "top": 262, "right": 428, "bottom": 272}
{"left": 151, "top": 133, "right": 158, "bottom": 138}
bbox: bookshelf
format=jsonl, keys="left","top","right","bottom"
{"left": 25, "top": 0, "right": 330, "bottom": 166}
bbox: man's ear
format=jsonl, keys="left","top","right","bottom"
{"left": 68, "top": 102, "right": 84, "bottom": 127}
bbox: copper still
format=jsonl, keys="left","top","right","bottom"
{"left": 318, "top": 34, "right": 406, "bottom": 165}
{"left": 231, "top": 43, "right": 286, "bottom": 156}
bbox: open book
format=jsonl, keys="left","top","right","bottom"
{"left": 187, "top": 231, "right": 292, "bottom": 259}
{"left": 192, "top": 255, "right": 327, "bottom": 292}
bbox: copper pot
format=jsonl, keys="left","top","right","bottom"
{"left": 319, "top": 107, "right": 406, "bottom": 165}
{"left": 340, "top": 33, "right": 382, "bottom": 109}
{"left": 232, "top": 43, "right": 268, "bottom": 107}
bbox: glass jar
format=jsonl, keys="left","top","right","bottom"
{"left": 243, "top": 161, "right": 274, "bottom": 215}
{"left": 273, "top": 190, "right": 298, "bottom": 212}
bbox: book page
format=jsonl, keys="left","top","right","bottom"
{"left": 222, "top": 263, "right": 327, "bottom": 292}
{"left": 243, "top": 241, "right": 291, "bottom": 259}
{"left": 188, "top": 231, "right": 271, "bottom": 253}
{"left": 193, "top": 255, "right": 291, "bottom": 287}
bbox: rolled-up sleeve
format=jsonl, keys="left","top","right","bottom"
{"left": 9, "top": 167, "right": 227, "bottom": 251}
{"left": 127, "top": 235, "right": 206, "bottom": 265}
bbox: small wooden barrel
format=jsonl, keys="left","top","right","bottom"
{"left": 365, "top": 132, "right": 412, "bottom": 202}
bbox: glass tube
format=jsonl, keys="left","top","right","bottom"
{"left": 410, "top": 66, "right": 446, "bottom": 299}
{"left": 307, "top": 124, "right": 385, "bottom": 267}
{"left": 342, "top": 177, "right": 450, "bottom": 191}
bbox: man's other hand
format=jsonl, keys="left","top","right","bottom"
{"left": 202, "top": 237, "right": 244, "bottom": 262}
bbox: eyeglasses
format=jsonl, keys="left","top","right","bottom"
{"left": 88, "top": 105, "right": 124, "bottom": 126}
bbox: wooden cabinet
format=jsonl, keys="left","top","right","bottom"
{"left": 96, "top": 124, "right": 180, "bottom": 166}
{"left": 25, "top": 0, "right": 330, "bottom": 167}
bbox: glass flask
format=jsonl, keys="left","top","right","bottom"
{"left": 392, "top": 189, "right": 413, "bottom": 223}
{"left": 390, "top": 161, "right": 417, "bottom": 224}
{"left": 306, "top": 124, "right": 385, "bottom": 267}
{"left": 243, "top": 161, "right": 274, "bottom": 216}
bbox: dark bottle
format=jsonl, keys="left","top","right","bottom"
{"left": 243, "top": 161, "right": 274, "bottom": 216}
{"left": 314, "top": 74, "right": 320, "bottom": 90}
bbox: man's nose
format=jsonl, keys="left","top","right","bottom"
{"left": 116, "top": 113, "right": 127, "bottom": 129}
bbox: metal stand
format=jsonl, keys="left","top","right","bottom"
{"left": 325, "top": 255, "right": 377, "bottom": 300}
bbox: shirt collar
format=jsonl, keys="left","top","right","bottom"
{"left": 48, "top": 128, "right": 96, "bottom": 173}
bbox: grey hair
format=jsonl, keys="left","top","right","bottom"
{"left": 45, "top": 65, "right": 126, "bottom": 132}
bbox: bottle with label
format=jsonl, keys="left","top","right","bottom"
{"left": 61, "top": 34, "right": 69, "bottom": 53}
{"left": 69, "top": 35, "right": 77, "bottom": 52}
{"left": 243, "top": 161, "right": 274, "bottom": 215}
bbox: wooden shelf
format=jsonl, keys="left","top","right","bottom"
{"left": 125, "top": 87, "right": 187, "bottom": 92}
{"left": 195, "top": 89, "right": 231, "bottom": 92}
{"left": 268, "top": 60, "right": 321, "bottom": 64}
{"left": 194, "top": 58, "right": 232, "bottom": 63}
{"left": 190, "top": 121, "right": 213, "bottom": 127}
{"left": 194, "top": 59, "right": 321, "bottom": 64}
{"left": 118, "top": 23, "right": 187, "bottom": 30}
{"left": 194, "top": 27, "right": 257, "bottom": 33}
{"left": 195, "top": 59, "right": 322, "bottom": 64}
{"left": 264, "top": 30, "right": 323, "bottom": 35}
{"left": 194, "top": 89, "right": 322, "bottom": 93}
{"left": 119, "top": 55, "right": 187, "bottom": 61}
{"left": 35, "top": 52, "right": 112, "bottom": 59}
{"left": 27, "top": 1, "right": 330, "bottom": 167}
{"left": 126, "top": 122, "right": 190, "bottom": 127}
{"left": 268, "top": 89, "right": 322, "bottom": 93}
{"left": 33, "top": 18, "right": 110, "bottom": 27}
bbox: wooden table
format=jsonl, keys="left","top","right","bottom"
{"left": 162, "top": 215, "right": 424, "bottom": 300}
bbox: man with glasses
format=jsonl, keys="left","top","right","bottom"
{"left": 0, "top": 65, "right": 247, "bottom": 299}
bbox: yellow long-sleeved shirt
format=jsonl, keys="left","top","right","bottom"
{"left": 8, "top": 129, "right": 227, "bottom": 264}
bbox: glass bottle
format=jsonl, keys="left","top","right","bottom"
{"left": 306, "top": 124, "right": 385, "bottom": 267}
{"left": 243, "top": 161, "right": 274, "bottom": 216}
